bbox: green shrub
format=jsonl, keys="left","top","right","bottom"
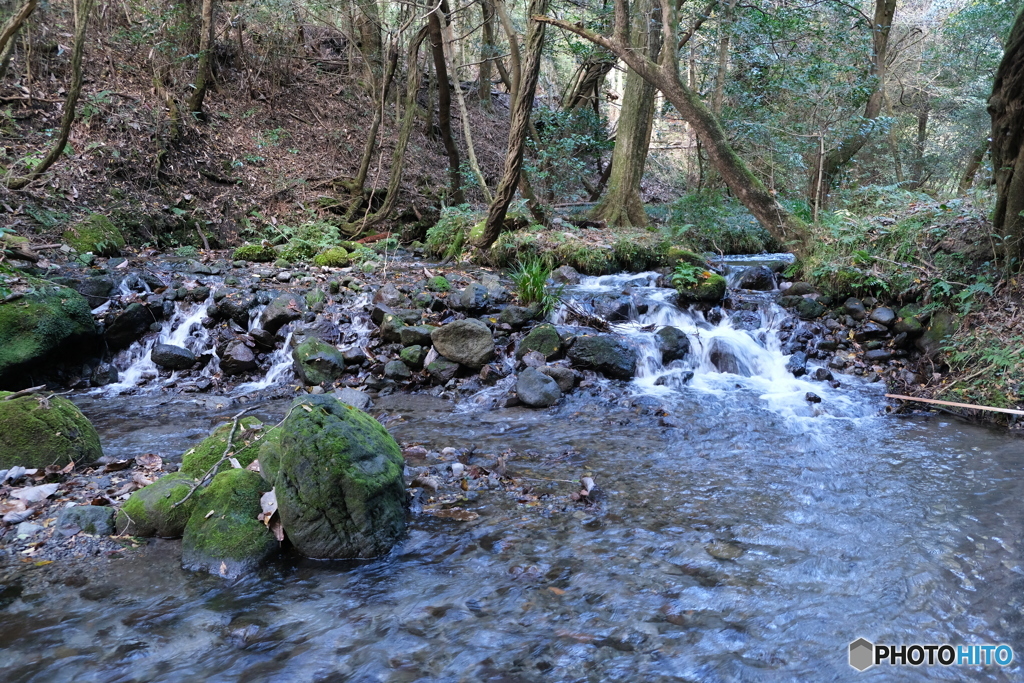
{"left": 175, "top": 245, "right": 199, "bottom": 259}
{"left": 664, "top": 192, "right": 779, "bottom": 255}
{"left": 509, "top": 258, "right": 562, "bottom": 314}
{"left": 426, "top": 205, "right": 484, "bottom": 259}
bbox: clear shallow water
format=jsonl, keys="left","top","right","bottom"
{"left": 3, "top": 275, "right": 1024, "bottom": 682}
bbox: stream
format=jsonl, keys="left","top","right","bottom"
{"left": 1, "top": 270, "right": 1023, "bottom": 681}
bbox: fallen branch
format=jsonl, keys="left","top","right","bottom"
{"left": 885, "top": 393, "right": 1024, "bottom": 417}
{"left": 172, "top": 407, "right": 252, "bottom": 508}
{"left": 2, "top": 385, "right": 46, "bottom": 400}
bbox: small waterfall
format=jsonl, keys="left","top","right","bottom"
{"left": 557, "top": 271, "right": 873, "bottom": 420}
{"left": 236, "top": 331, "right": 294, "bottom": 394}
{"left": 101, "top": 297, "right": 215, "bottom": 393}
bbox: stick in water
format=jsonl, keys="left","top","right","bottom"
{"left": 885, "top": 394, "right": 1024, "bottom": 417}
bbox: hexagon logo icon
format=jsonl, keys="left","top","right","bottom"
{"left": 849, "top": 638, "right": 874, "bottom": 671}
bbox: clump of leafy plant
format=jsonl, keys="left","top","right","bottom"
{"left": 232, "top": 243, "right": 276, "bottom": 262}
{"left": 426, "top": 204, "right": 484, "bottom": 259}
{"left": 671, "top": 261, "right": 709, "bottom": 288}
{"left": 510, "top": 258, "right": 562, "bottom": 314}
{"left": 313, "top": 247, "right": 349, "bottom": 267}
{"left": 174, "top": 245, "right": 199, "bottom": 258}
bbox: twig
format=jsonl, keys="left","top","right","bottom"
{"left": 172, "top": 407, "right": 252, "bottom": 507}
{"left": 885, "top": 394, "right": 1024, "bottom": 417}
{"left": 2, "top": 385, "right": 46, "bottom": 400}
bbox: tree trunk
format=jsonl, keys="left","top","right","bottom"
{"left": 910, "top": 99, "right": 929, "bottom": 189}
{"left": 711, "top": 0, "right": 737, "bottom": 115}
{"left": 473, "top": 0, "right": 549, "bottom": 249}
{"left": 591, "top": 0, "right": 660, "bottom": 227}
{"left": 807, "top": 0, "right": 897, "bottom": 209}
{"left": 989, "top": 7, "right": 1024, "bottom": 265}
{"left": 427, "top": 3, "right": 464, "bottom": 204}
{"left": 7, "top": 0, "right": 93, "bottom": 190}
{"left": 355, "top": 0, "right": 383, "bottom": 73}
{"left": 478, "top": 0, "right": 494, "bottom": 109}
{"left": 187, "top": 0, "right": 216, "bottom": 119}
{"left": 0, "top": 0, "right": 36, "bottom": 82}
{"left": 958, "top": 139, "right": 989, "bottom": 194}
{"left": 562, "top": 57, "right": 614, "bottom": 112}
{"left": 344, "top": 28, "right": 427, "bottom": 235}
{"left": 352, "top": 44, "right": 399, "bottom": 193}
{"left": 535, "top": 0, "right": 809, "bottom": 254}
{"left": 443, "top": 18, "right": 492, "bottom": 203}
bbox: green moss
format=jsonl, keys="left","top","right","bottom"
{"left": 517, "top": 324, "right": 561, "bottom": 360}
{"left": 426, "top": 275, "right": 451, "bottom": 292}
{"left": 0, "top": 393, "right": 103, "bottom": 470}
{"left": 232, "top": 244, "right": 277, "bottom": 262}
{"left": 0, "top": 275, "right": 96, "bottom": 380}
{"left": 665, "top": 247, "right": 708, "bottom": 268}
{"left": 291, "top": 337, "right": 346, "bottom": 385}
{"left": 179, "top": 417, "right": 267, "bottom": 479}
{"left": 425, "top": 205, "right": 485, "bottom": 259}
{"left": 313, "top": 247, "right": 350, "bottom": 267}
{"left": 115, "top": 472, "right": 197, "bottom": 537}
{"left": 62, "top": 214, "right": 126, "bottom": 257}
{"left": 675, "top": 272, "right": 727, "bottom": 303}
{"left": 258, "top": 395, "right": 405, "bottom": 559}
{"left": 305, "top": 288, "right": 327, "bottom": 307}
{"left": 181, "top": 468, "right": 277, "bottom": 578}
{"left": 280, "top": 242, "right": 317, "bottom": 263}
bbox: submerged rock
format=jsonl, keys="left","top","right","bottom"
{"left": 0, "top": 393, "right": 103, "bottom": 470}
{"left": 181, "top": 468, "right": 277, "bottom": 579}
{"left": 180, "top": 417, "right": 267, "bottom": 479}
{"left": 568, "top": 335, "right": 637, "bottom": 380}
{"left": 292, "top": 337, "right": 345, "bottom": 385}
{"left": 258, "top": 396, "right": 406, "bottom": 559}
{"left": 516, "top": 367, "right": 562, "bottom": 408}
{"left": 115, "top": 472, "right": 197, "bottom": 537}
{"left": 675, "top": 272, "right": 727, "bottom": 304}
{"left": 430, "top": 318, "right": 495, "bottom": 368}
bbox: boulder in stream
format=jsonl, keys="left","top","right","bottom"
{"left": 430, "top": 319, "right": 495, "bottom": 368}
{"left": 516, "top": 323, "right": 561, "bottom": 360}
{"left": 292, "top": 337, "right": 346, "bottom": 385}
{"left": 105, "top": 303, "right": 155, "bottom": 350}
{"left": 115, "top": 472, "right": 197, "bottom": 537}
{"left": 655, "top": 326, "right": 690, "bottom": 363}
{"left": 675, "top": 272, "right": 727, "bottom": 304}
{"left": 0, "top": 393, "right": 103, "bottom": 470}
{"left": 258, "top": 293, "right": 306, "bottom": 334}
{"left": 181, "top": 468, "right": 278, "bottom": 578}
{"left": 737, "top": 265, "right": 775, "bottom": 291}
{"left": 516, "top": 367, "right": 562, "bottom": 407}
{"left": 180, "top": 417, "right": 268, "bottom": 478}
{"left": 152, "top": 343, "right": 197, "bottom": 370}
{"left": 220, "top": 340, "right": 258, "bottom": 375}
{"left": 258, "top": 395, "right": 406, "bottom": 559}
{"left": 568, "top": 334, "right": 637, "bottom": 380}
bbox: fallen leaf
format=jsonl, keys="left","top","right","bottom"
{"left": 228, "top": 457, "right": 242, "bottom": 469}
{"left": 269, "top": 516, "right": 284, "bottom": 542}
{"left": 135, "top": 454, "right": 162, "bottom": 470}
{"left": 246, "top": 460, "right": 261, "bottom": 473}
{"left": 548, "top": 587, "right": 566, "bottom": 596}
{"left": 258, "top": 489, "right": 277, "bottom": 524}
{"left": 205, "top": 509, "right": 216, "bottom": 519}
{"left": 11, "top": 483, "right": 58, "bottom": 503}
{"left": 104, "top": 459, "right": 133, "bottom": 472}
{"left": 131, "top": 472, "right": 154, "bottom": 488}
{"left": 3, "top": 509, "right": 34, "bottom": 524}
{"left": 411, "top": 476, "right": 440, "bottom": 492}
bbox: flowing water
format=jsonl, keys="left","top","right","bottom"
{"left": 2, "top": 272, "right": 1023, "bottom": 682}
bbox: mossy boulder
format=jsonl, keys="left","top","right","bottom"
{"left": 258, "top": 395, "right": 406, "bottom": 559}
{"left": 675, "top": 272, "right": 727, "bottom": 304}
{"left": 292, "top": 337, "right": 346, "bottom": 385}
{"left": 916, "top": 309, "right": 957, "bottom": 361}
{"left": 232, "top": 244, "right": 277, "bottom": 262}
{"left": 115, "top": 472, "right": 197, "bottom": 537}
{"left": 426, "top": 276, "right": 451, "bottom": 292}
{"left": 181, "top": 468, "right": 277, "bottom": 578}
{"left": 62, "top": 214, "right": 126, "bottom": 257}
{"left": 0, "top": 393, "right": 102, "bottom": 470}
{"left": 313, "top": 248, "right": 350, "bottom": 267}
{"left": 0, "top": 272, "right": 98, "bottom": 382}
{"left": 665, "top": 247, "right": 707, "bottom": 268}
{"left": 516, "top": 323, "right": 561, "bottom": 360}
{"left": 179, "top": 417, "right": 268, "bottom": 479}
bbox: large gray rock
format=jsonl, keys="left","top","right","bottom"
{"left": 399, "top": 325, "right": 436, "bottom": 347}
{"left": 568, "top": 335, "right": 637, "bottom": 380}
{"left": 737, "top": 265, "right": 775, "bottom": 291}
{"left": 655, "top": 326, "right": 690, "bottom": 363}
{"left": 843, "top": 298, "right": 868, "bottom": 320}
{"left": 551, "top": 265, "right": 580, "bottom": 285}
{"left": 538, "top": 365, "right": 578, "bottom": 393}
{"left": 292, "top": 337, "right": 345, "bottom": 385}
{"left": 430, "top": 319, "right": 495, "bottom": 368}
{"left": 258, "top": 396, "right": 406, "bottom": 559}
{"left": 259, "top": 293, "right": 306, "bottom": 334}
{"left": 152, "top": 343, "right": 196, "bottom": 370}
{"left": 106, "top": 303, "right": 155, "bottom": 350}
{"left": 516, "top": 367, "right": 561, "bottom": 408}
{"left": 220, "top": 340, "right": 257, "bottom": 375}
{"left": 868, "top": 307, "right": 896, "bottom": 326}
{"left": 460, "top": 283, "right": 490, "bottom": 311}
{"left": 333, "top": 387, "right": 373, "bottom": 412}
{"left": 57, "top": 505, "right": 115, "bottom": 536}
